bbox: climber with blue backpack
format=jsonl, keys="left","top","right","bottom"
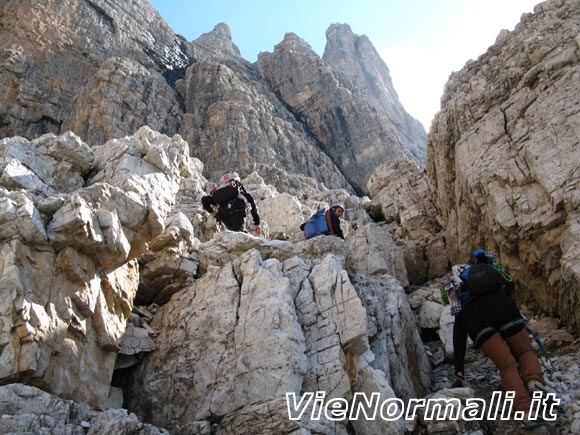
{"left": 449, "top": 249, "right": 552, "bottom": 432}
{"left": 202, "top": 171, "right": 261, "bottom": 234}
{"left": 300, "top": 203, "right": 345, "bottom": 240}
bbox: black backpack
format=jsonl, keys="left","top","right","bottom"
{"left": 212, "top": 183, "right": 240, "bottom": 205}
{"left": 462, "top": 263, "right": 507, "bottom": 297}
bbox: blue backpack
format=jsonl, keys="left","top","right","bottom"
{"left": 303, "top": 209, "right": 331, "bottom": 239}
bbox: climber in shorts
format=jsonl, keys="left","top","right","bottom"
{"left": 451, "top": 249, "right": 551, "bottom": 431}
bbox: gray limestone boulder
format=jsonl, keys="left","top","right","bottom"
{"left": 367, "top": 159, "right": 448, "bottom": 284}
{"left": 126, "top": 232, "right": 426, "bottom": 434}
{"left": 0, "top": 384, "right": 169, "bottom": 435}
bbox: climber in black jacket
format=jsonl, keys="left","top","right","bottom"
{"left": 202, "top": 171, "right": 260, "bottom": 234}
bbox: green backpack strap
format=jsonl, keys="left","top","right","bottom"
{"left": 492, "top": 261, "right": 513, "bottom": 282}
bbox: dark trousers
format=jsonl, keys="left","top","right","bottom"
{"left": 217, "top": 198, "right": 247, "bottom": 232}
{"left": 221, "top": 210, "right": 246, "bottom": 232}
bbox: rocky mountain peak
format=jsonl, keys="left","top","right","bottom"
{"left": 259, "top": 27, "right": 426, "bottom": 194}
{"left": 212, "top": 22, "right": 233, "bottom": 38}
{"left": 276, "top": 32, "right": 317, "bottom": 54}
{"left": 325, "top": 23, "right": 358, "bottom": 51}
{"left": 326, "top": 22, "right": 354, "bottom": 35}
{"left": 0, "top": 0, "right": 429, "bottom": 196}
{"left": 323, "top": 23, "right": 427, "bottom": 162}
{"left": 324, "top": 23, "right": 376, "bottom": 56}
{"left": 192, "top": 22, "right": 241, "bottom": 59}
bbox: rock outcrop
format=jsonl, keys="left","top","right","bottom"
{"left": 426, "top": 0, "right": 580, "bottom": 332}
{"left": 0, "top": 0, "right": 189, "bottom": 140}
{"left": 63, "top": 56, "right": 182, "bottom": 147}
{"left": 258, "top": 32, "right": 409, "bottom": 194}
{"left": 367, "top": 159, "right": 448, "bottom": 284}
{"left": 0, "top": 126, "right": 432, "bottom": 434}
{"left": 0, "top": 384, "right": 169, "bottom": 435}
{"left": 177, "top": 57, "right": 352, "bottom": 193}
{"left": 126, "top": 233, "right": 429, "bottom": 434}
{"left": 323, "top": 24, "right": 427, "bottom": 163}
{"left": 0, "top": 127, "right": 198, "bottom": 408}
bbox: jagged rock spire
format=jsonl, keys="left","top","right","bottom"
{"left": 323, "top": 23, "right": 427, "bottom": 163}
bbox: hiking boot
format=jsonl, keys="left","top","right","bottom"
{"left": 527, "top": 380, "right": 550, "bottom": 394}
{"left": 528, "top": 380, "right": 560, "bottom": 418}
{"left": 451, "top": 374, "right": 465, "bottom": 388}
{"left": 523, "top": 417, "right": 549, "bottom": 433}
{"left": 525, "top": 426, "right": 551, "bottom": 434}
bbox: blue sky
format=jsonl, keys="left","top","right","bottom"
{"left": 149, "top": 0, "right": 539, "bottom": 130}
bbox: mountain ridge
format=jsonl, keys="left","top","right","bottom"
{"left": 0, "top": 0, "right": 426, "bottom": 195}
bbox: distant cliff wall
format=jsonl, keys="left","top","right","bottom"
{"left": 0, "top": 1, "right": 426, "bottom": 194}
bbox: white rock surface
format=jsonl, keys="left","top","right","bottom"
{"left": 0, "top": 127, "right": 195, "bottom": 408}
{"left": 426, "top": 0, "right": 580, "bottom": 333}
{"left": 125, "top": 232, "right": 427, "bottom": 434}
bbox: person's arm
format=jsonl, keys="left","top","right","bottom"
{"left": 453, "top": 316, "right": 468, "bottom": 377}
{"left": 330, "top": 212, "right": 344, "bottom": 239}
{"left": 239, "top": 184, "right": 260, "bottom": 225}
{"left": 202, "top": 195, "right": 216, "bottom": 213}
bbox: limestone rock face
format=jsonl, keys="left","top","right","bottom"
{"left": 323, "top": 24, "right": 427, "bottom": 163}
{"left": 136, "top": 212, "right": 199, "bottom": 306}
{"left": 353, "top": 275, "right": 431, "bottom": 401}
{"left": 1, "top": 1, "right": 579, "bottom": 433}
{"left": 126, "top": 232, "right": 429, "bottom": 434}
{"left": 178, "top": 58, "right": 352, "bottom": 192}
{"left": 367, "top": 159, "right": 448, "bottom": 284}
{"left": 0, "top": 0, "right": 189, "bottom": 141}
{"left": 0, "top": 131, "right": 93, "bottom": 196}
{"left": 63, "top": 57, "right": 182, "bottom": 147}
{"left": 0, "top": 127, "right": 196, "bottom": 409}
{"left": 127, "top": 246, "right": 357, "bottom": 431}
{"left": 426, "top": 0, "right": 580, "bottom": 331}
{"left": 258, "top": 32, "right": 409, "bottom": 195}
{"left": 191, "top": 22, "right": 243, "bottom": 62}
{"left": 347, "top": 223, "right": 410, "bottom": 285}
{"left": 1, "top": 3, "right": 426, "bottom": 196}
